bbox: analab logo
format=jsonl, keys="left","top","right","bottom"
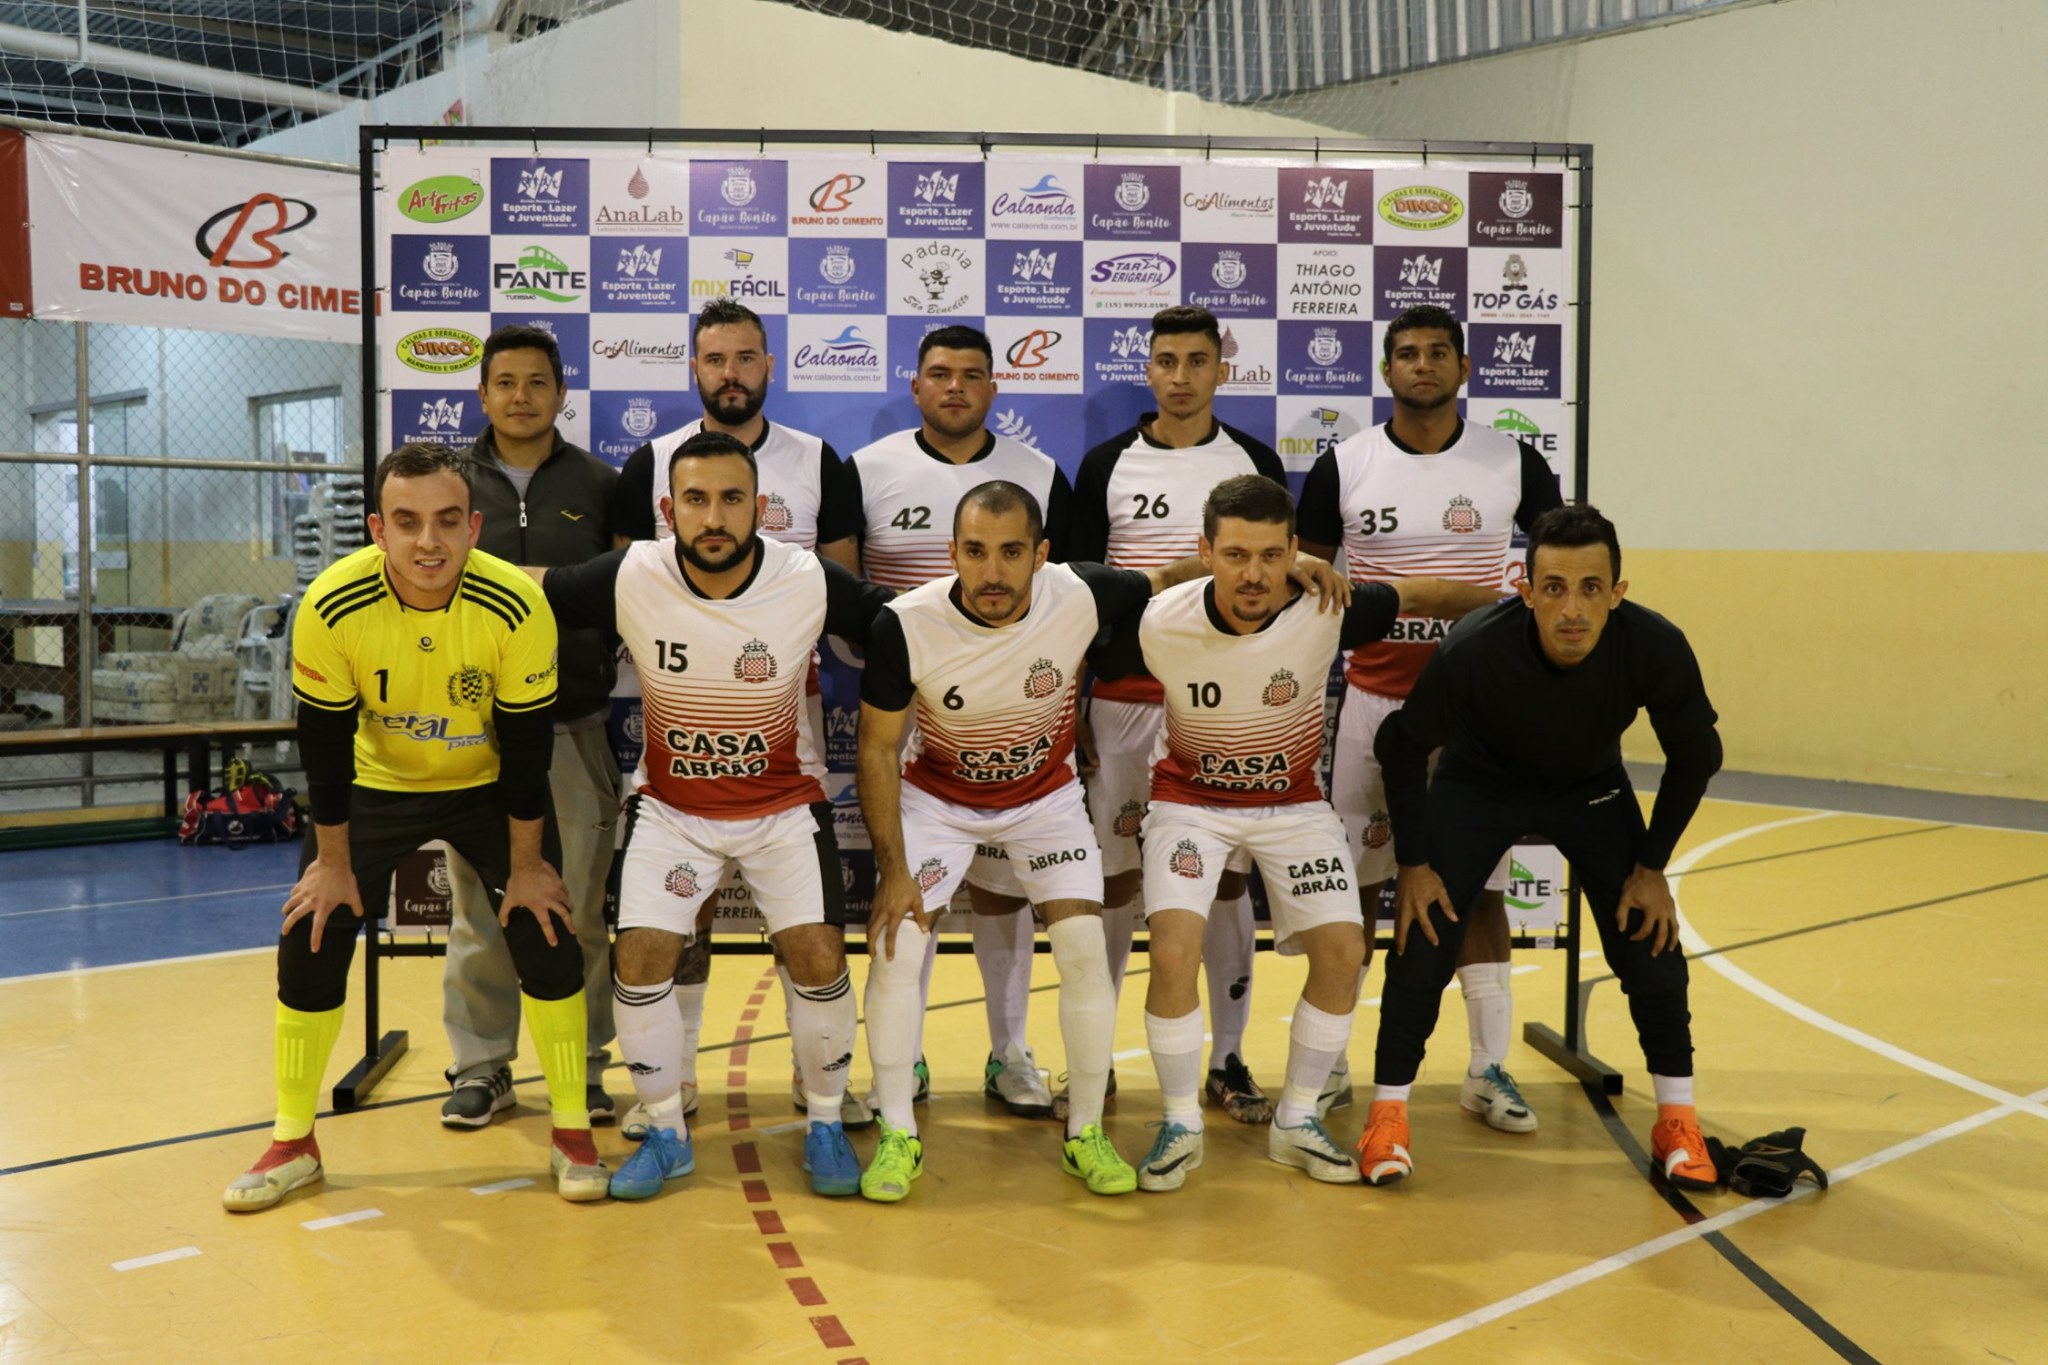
{"left": 193, "top": 194, "right": 317, "bottom": 268}
{"left": 1378, "top": 184, "right": 1464, "bottom": 231}
{"left": 397, "top": 327, "right": 482, "bottom": 374}
{"left": 495, "top": 244, "right": 586, "bottom": 303}
{"left": 399, "top": 175, "right": 484, "bottom": 225}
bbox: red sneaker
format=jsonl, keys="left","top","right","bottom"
{"left": 223, "top": 1134, "right": 323, "bottom": 1212}
{"left": 1355, "top": 1100, "right": 1413, "bottom": 1186}
{"left": 1651, "top": 1106, "right": 1718, "bottom": 1191}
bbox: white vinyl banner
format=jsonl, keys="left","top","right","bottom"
{"left": 25, "top": 131, "right": 363, "bottom": 343}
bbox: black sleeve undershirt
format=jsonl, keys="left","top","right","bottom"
{"left": 1514, "top": 440, "right": 1565, "bottom": 532}
{"left": 1069, "top": 560, "right": 1155, "bottom": 628}
{"left": 1374, "top": 651, "right": 1456, "bottom": 867}
{"left": 816, "top": 460, "right": 868, "bottom": 546}
{"left": 821, "top": 557, "right": 894, "bottom": 647}
{"left": 860, "top": 607, "right": 916, "bottom": 711}
{"left": 1042, "top": 466, "right": 1075, "bottom": 563}
{"left": 608, "top": 444, "right": 658, "bottom": 542}
{"left": 1639, "top": 726, "right": 1723, "bottom": 870}
{"left": 492, "top": 701, "right": 555, "bottom": 821}
{"left": 1337, "top": 582, "right": 1403, "bottom": 651}
{"left": 541, "top": 547, "right": 626, "bottom": 638}
{"left": 297, "top": 698, "right": 359, "bottom": 826}
{"left": 1297, "top": 449, "right": 1344, "bottom": 549}
{"left": 1088, "top": 611, "right": 1148, "bottom": 682}
{"left": 1064, "top": 438, "right": 1122, "bottom": 566}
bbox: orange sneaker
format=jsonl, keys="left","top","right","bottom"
{"left": 1355, "top": 1100, "right": 1413, "bottom": 1186}
{"left": 223, "top": 1134, "right": 324, "bottom": 1212}
{"left": 1651, "top": 1106, "right": 1718, "bottom": 1191}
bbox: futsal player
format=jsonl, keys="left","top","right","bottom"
{"left": 605, "top": 298, "right": 867, "bottom": 1137}
{"left": 535, "top": 431, "right": 894, "bottom": 1201}
{"left": 1092, "top": 475, "right": 1496, "bottom": 1190}
{"left": 1067, "top": 304, "right": 1290, "bottom": 1125}
{"left": 224, "top": 443, "right": 603, "bottom": 1211}
{"left": 819, "top": 325, "right": 1076, "bottom": 1122}
{"left": 1298, "top": 304, "right": 1564, "bottom": 1134}
{"left": 1357, "top": 505, "right": 1723, "bottom": 1190}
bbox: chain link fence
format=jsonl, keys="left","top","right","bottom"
{"left": 0, "top": 317, "right": 363, "bottom": 817}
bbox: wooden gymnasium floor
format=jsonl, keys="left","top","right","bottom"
{"left": 3, "top": 772, "right": 2045, "bottom": 1363}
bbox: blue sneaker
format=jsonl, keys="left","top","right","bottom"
{"left": 803, "top": 1120, "right": 862, "bottom": 1197}
{"left": 608, "top": 1124, "right": 693, "bottom": 1200}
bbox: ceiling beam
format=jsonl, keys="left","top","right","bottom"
{"left": 0, "top": 22, "right": 350, "bottom": 113}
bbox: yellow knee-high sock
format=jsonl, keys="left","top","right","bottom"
{"left": 274, "top": 1002, "right": 344, "bottom": 1141}
{"left": 524, "top": 991, "right": 591, "bottom": 1129}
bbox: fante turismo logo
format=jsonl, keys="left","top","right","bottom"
{"left": 1262, "top": 669, "right": 1299, "bottom": 706}
{"left": 1022, "top": 657, "right": 1064, "bottom": 699}
{"left": 1443, "top": 495, "right": 1482, "bottom": 533}
{"left": 810, "top": 173, "right": 865, "bottom": 212}
{"left": 1113, "top": 800, "right": 1143, "bottom": 838}
{"left": 399, "top": 175, "right": 483, "bottom": 224}
{"left": 915, "top": 170, "right": 959, "bottom": 204}
{"left": 1169, "top": 839, "right": 1205, "bottom": 878}
{"left": 193, "top": 194, "right": 317, "bottom": 268}
{"left": 518, "top": 166, "right": 564, "bottom": 201}
{"left": 1107, "top": 325, "right": 1147, "bottom": 360}
{"left": 620, "top": 398, "right": 659, "bottom": 438}
{"left": 1006, "top": 329, "right": 1062, "bottom": 367}
{"left": 1398, "top": 254, "right": 1443, "bottom": 287}
{"left": 1013, "top": 248, "right": 1059, "bottom": 281}
{"left": 1378, "top": 184, "right": 1464, "bottom": 230}
{"left": 914, "top": 857, "right": 947, "bottom": 892}
{"left": 416, "top": 397, "right": 465, "bottom": 431}
{"left": 397, "top": 326, "right": 481, "bottom": 374}
{"left": 617, "top": 244, "right": 663, "bottom": 278}
{"left": 1301, "top": 175, "right": 1349, "bottom": 211}
{"left": 665, "top": 862, "right": 701, "bottom": 898}
{"left": 1493, "top": 331, "right": 1538, "bottom": 363}
{"left": 495, "top": 245, "right": 585, "bottom": 303}
{"left": 1506, "top": 855, "right": 1553, "bottom": 911}
{"left": 734, "top": 639, "right": 779, "bottom": 682}
{"left": 720, "top": 166, "right": 756, "bottom": 207}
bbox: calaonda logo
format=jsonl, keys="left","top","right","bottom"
{"left": 1378, "top": 185, "right": 1464, "bottom": 231}
{"left": 398, "top": 175, "right": 484, "bottom": 225}
{"left": 397, "top": 327, "right": 482, "bottom": 373}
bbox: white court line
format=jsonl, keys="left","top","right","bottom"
{"left": 1, "top": 882, "right": 295, "bottom": 920}
{"left": 754, "top": 1119, "right": 808, "bottom": 1136}
{"left": 1338, "top": 1084, "right": 2048, "bottom": 1364}
{"left": 1668, "top": 812, "right": 2048, "bottom": 1123}
{"left": 111, "top": 1246, "right": 201, "bottom": 1273}
{"left": 468, "top": 1177, "right": 535, "bottom": 1195}
{"left": 0, "top": 944, "right": 271, "bottom": 987}
{"left": 301, "top": 1208, "right": 383, "bottom": 1230}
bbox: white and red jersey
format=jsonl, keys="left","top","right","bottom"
{"left": 641, "top": 418, "right": 836, "bottom": 550}
{"left": 821, "top": 428, "right": 1072, "bottom": 590}
{"left": 1129, "top": 578, "right": 1401, "bottom": 808}
{"left": 1068, "top": 418, "right": 1285, "bottom": 705}
{"left": 543, "top": 536, "right": 891, "bottom": 821}
{"left": 1298, "top": 420, "right": 1560, "bottom": 699}
{"left": 862, "top": 562, "right": 1153, "bottom": 809}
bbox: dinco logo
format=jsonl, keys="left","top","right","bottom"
{"left": 398, "top": 175, "right": 484, "bottom": 225}
{"left": 396, "top": 326, "right": 482, "bottom": 374}
{"left": 1377, "top": 184, "right": 1464, "bottom": 231}
{"left": 193, "top": 194, "right": 317, "bottom": 268}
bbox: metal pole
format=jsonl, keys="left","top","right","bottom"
{"left": 73, "top": 322, "right": 95, "bottom": 803}
{"left": 359, "top": 124, "right": 379, "bottom": 489}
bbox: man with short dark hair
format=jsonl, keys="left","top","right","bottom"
{"left": 1357, "top": 505, "right": 1724, "bottom": 1190}
{"left": 225, "top": 443, "right": 605, "bottom": 1211}
{"left": 820, "top": 325, "right": 1077, "bottom": 1122}
{"left": 1299, "top": 303, "right": 1564, "bottom": 1135}
{"left": 436, "top": 322, "right": 625, "bottom": 1131}
{"left": 1068, "top": 303, "right": 1290, "bottom": 1126}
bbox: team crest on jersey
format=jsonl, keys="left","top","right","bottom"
{"left": 418, "top": 634, "right": 435, "bottom": 652}
{"left": 446, "top": 665, "right": 494, "bottom": 709}
{"left": 1366, "top": 810, "right": 1393, "bottom": 849}
{"left": 1113, "top": 800, "right": 1143, "bottom": 839}
{"left": 1169, "top": 839, "right": 1205, "bottom": 879}
{"left": 733, "top": 638, "right": 778, "bottom": 683}
{"left": 914, "top": 857, "right": 947, "bottom": 892}
{"left": 1262, "top": 668, "right": 1299, "bottom": 706}
{"left": 761, "top": 492, "right": 793, "bottom": 533}
{"left": 1022, "top": 656, "right": 1064, "bottom": 699}
{"left": 1443, "top": 495, "right": 1482, "bottom": 533}
{"left": 665, "top": 862, "right": 701, "bottom": 898}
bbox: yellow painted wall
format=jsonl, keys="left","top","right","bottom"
{"left": 1623, "top": 550, "right": 2048, "bottom": 801}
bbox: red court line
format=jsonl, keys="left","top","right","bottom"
{"left": 812, "top": 1317, "right": 855, "bottom": 1349}
{"left": 769, "top": 1241, "right": 803, "bottom": 1269}
{"left": 788, "top": 1277, "right": 826, "bottom": 1306}
{"left": 754, "top": 1210, "right": 785, "bottom": 1235}
{"left": 732, "top": 1142, "right": 762, "bottom": 1175}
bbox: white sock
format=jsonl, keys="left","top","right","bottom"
{"left": 1458, "top": 960, "right": 1513, "bottom": 1078}
{"left": 911, "top": 927, "right": 939, "bottom": 1063}
{"left": 613, "top": 975, "right": 685, "bottom": 1111}
{"left": 788, "top": 969, "right": 856, "bottom": 1123}
{"left": 1276, "top": 999, "right": 1354, "bottom": 1128}
{"left": 775, "top": 965, "right": 798, "bottom": 1083}
{"left": 1204, "top": 892, "right": 1255, "bottom": 1067}
{"left": 864, "top": 921, "right": 929, "bottom": 1136}
{"left": 1102, "top": 899, "right": 1141, "bottom": 996}
{"left": 674, "top": 981, "right": 708, "bottom": 1087}
{"left": 646, "top": 1089, "right": 687, "bottom": 1136}
{"left": 1652, "top": 1073, "right": 1695, "bottom": 1107}
{"left": 1374, "top": 1083, "right": 1413, "bottom": 1105}
{"left": 1048, "top": 916, "right": 1115, "bottom": 1136}
{"left": 1146, "top": 1007, "right": 1206, "bottom": 1131}
{"left": 973, "top": 910, "right": 1034, "bottom": 1054}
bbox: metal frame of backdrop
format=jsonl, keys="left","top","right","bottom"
{"left": 335, "top": 126, "right": 1609, "bottom": 1111}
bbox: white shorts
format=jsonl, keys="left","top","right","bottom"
{"left": 1085, "top": 697, "right": 1251, "bottom": 882}
{"left": 1334, "top": 683, "right": 1507, "bottom": 892}
{"left": 899, "top": 781, "right": 1104, "bottom": 913}
{"left": 1141, "top": 800, "right": 1362, "bottom": 955}
{"left": 617, "top": 796, "right": 836, "bottom": 939}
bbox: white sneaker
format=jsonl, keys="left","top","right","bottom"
{"left": 1136, "top": 1121, "right": 1205, "bottom": 1193}
{"left": 1314, "top": 1058, "right": 1354, "bottom": 1120}
{"left": 793, "top": 1074, "right": 878, "bottom": 1130}
{"left": 983, "top": 1043, "right": 1055, "bottom": 1119}
{"left": 1268, "top": 1116, "right": 1364, "bottom": 1184}
{"left": 1460, "top": 1065, "right": 1539, "bottom": 1133}
{"left": 623, "top": 1082, "right": 699, "bottom": 1143}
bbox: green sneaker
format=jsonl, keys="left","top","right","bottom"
{"left": 1061, "top": 1122, "right": 1137, "bottom": 1196}
{"left": 913, "top": 1055, "right": 931, "bottom": 1104}
{"left": 860, "top": 1121, "right": 924, "bottom": 1203}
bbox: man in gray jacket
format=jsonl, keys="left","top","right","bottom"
{"left": 440, "top": 322, "right": 623, "bottom": 1126}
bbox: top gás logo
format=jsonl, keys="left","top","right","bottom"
{"left": 399, "top": 175, "right": 483, "bottom": 225}
{"left": 194, "top": 195, "right": 317, "bottom": 268}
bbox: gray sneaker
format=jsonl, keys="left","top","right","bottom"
{"left": 441, "top": 1066, "right": 514, "bottom": 1129}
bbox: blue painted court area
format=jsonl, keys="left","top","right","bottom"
{"left": 0, "top": 839, "right": 301, "bottom": 978}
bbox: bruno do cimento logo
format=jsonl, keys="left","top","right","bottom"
{"left": 1378, "top": 184, "right": 1464, "bottom": 231}
{"left": 194, "top": 194, "right": 318, "bottom": 269}
{"left": 1005, "top": 329, "right": 1062, "bottom": 368}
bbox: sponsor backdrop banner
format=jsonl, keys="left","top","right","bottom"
{"left": 374, "top": 146, "right": 1579, "bottom": 933}
{"left": 25, "top": 131, "right": 364, "bottom": 343}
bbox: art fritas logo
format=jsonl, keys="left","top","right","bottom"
{"left": 417, "top": 398, "right": 465, "bottom": 432}
{"left": 518, "top": 166, "right": 564, "bottom": 200}
{"left": 1006, "top": 329, "right": 1061, "bottom": 367}
{"left": 194, "top": 194, "right": 317, "bottom": 268}
{"left": 1493, "top": 331, "right": 1538, "bottom": 362}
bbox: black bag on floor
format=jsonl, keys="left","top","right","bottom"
{"left": 178, "top": 758, "right": 303, "bottom": 847}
